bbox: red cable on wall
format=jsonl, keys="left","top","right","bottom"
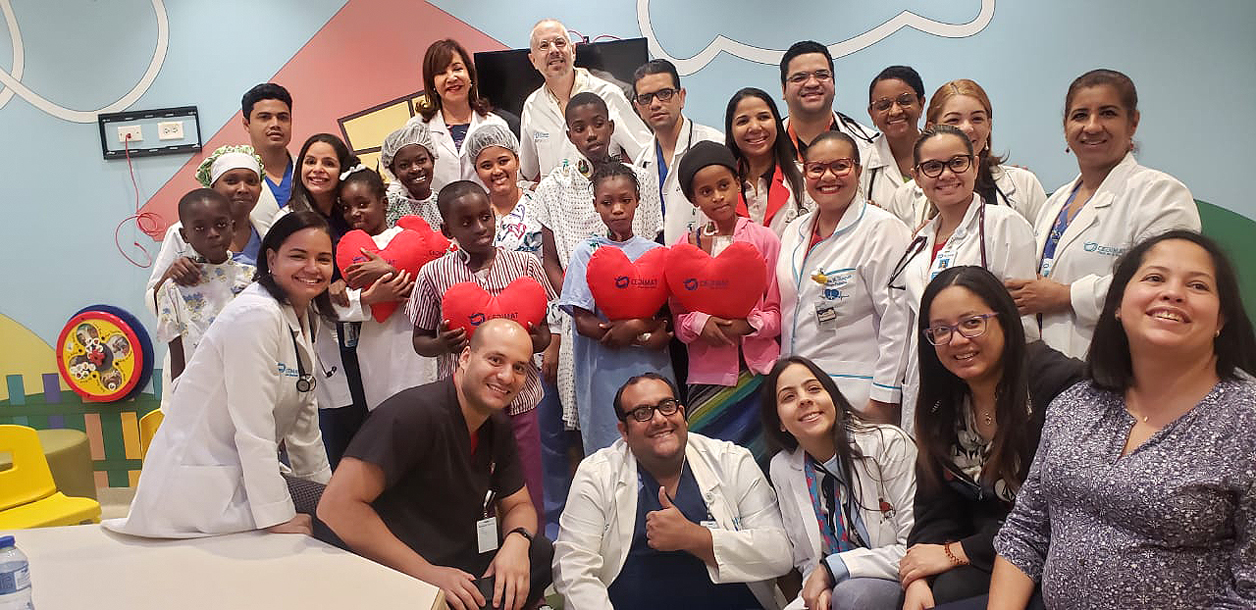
{"left": 114, "top": 133, "right": 165, "bottom": 268}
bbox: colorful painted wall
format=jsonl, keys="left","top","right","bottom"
{"left": 2, "top": 1, "right": 1253, "bottom": 484}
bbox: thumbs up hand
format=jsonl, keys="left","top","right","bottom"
{"left": 646, "top": 487, "right": 699, "bottom": 552}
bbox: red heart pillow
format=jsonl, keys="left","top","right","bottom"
{"left": 664, "top": 242, "right": 767, "bottom": 319}
{"left": 393, "top": 215, "right": 454, "bottom": 256}
{"left": 335, "top": 224, "right": 450, "bottom": 322}
{"left": 441, "top": 277, "right": 548, "bottom": 337}
{"left": 586, "top": 246, "right": 670, "bottom": 320}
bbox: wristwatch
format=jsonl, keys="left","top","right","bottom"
{"left": 506, "top": 527, "right": 533, "bottom": 546}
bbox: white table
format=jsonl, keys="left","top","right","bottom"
{"left": 0, "top": 525, "right": 444, "bottom": 609}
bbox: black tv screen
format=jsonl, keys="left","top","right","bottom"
{"left": 475, "top": 37, "right": 649, "bottom": 119}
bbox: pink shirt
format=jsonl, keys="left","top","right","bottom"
{"left": 671, "top": 217, "right": 783, "bottom": 386}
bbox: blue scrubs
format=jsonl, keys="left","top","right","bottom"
{"left": 607, "top": 463, "right": 762, "bottom": 609}
{"left": 265, "top": 158, "right": 294, "bottom": 208}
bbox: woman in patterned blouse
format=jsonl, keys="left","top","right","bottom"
{"left": 991, "top": 230, "right": 1256, "bottom": 609}
{"left": 901, "top": 266, "right": 1082, "bottom": 609}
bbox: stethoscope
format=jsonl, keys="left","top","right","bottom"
{"left": 813, "top": 458, "right": 870, "bottom": 548}
{"left": 887, "top": 199, "right": 988, "bottom": 291}
{"left": 290, "top": 330, "right": 336, "bottom": 393}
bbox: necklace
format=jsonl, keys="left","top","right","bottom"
{"left": 1126, "top": 407, "right": 1150, "bottom": 423}
{"left": 979, "top": 411, "right": 994, "bottom": 426}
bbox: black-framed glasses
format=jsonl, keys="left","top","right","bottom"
{"left": 923, "top": 313, "right": 999, "bottom": 345}
{"left": 916, "top": 154, "right": 974, "bottom": 178}
{"left": 635, "top": 88, "right": 677, "bottom": 105}
{"left": 787, "top": 69, "right": 833, "bottom": 85}
{"left": 872, "top": 93, "right": 919, "bottom": 112}
{"left": 804, "top": 158, "right": 856, "bottom": 179}
{"left": 620, "top": 398, "right": 681, "bottom": 422}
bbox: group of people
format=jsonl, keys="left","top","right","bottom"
{"left": 105, "top": 18, "right": 1255, "bottom": 610}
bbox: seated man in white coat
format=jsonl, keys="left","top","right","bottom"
{"left": 553, "top": 373, "right": 792, "bottom": 609}
{"left": 519, "top": 19, "right": 651, "bottom": 181}
{"left": 629, "top": 58, "right": 724, "bottom": 243}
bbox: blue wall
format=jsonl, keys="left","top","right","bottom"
{"left": 1, "top": 0, "right": 1252, "bottom": 352}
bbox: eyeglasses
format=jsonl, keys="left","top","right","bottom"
{"left": 916, "top": 154, "right": 974, "bottom": 178}
{"left": 923, "top": 313, "right": 999, "bottom": 345}
{"left": 804, "top": 158, "right": 856, "bottom": 178}
{"left": 787, "top": 70, "right": 833, "bottom": 85}
{"left": 620, "top": 398, "right": 681, "bottom": 422}
{"left": 872, "top": 93, "right": 919, "bottom": 112}
{"left": 635, "top": 88, "right": 677, "bottom": 105}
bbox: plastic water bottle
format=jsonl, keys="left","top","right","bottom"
{"left": 0, "top": 536, "right": 33, "bottom": 610}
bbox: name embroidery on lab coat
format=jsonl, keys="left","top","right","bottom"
{"left": 1083, "top": 241, "right": 1126, "bottom": 257}
{"left": 276, "top": 362, "right": 299, "bottom": 377}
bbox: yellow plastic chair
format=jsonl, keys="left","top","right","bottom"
{"left": 0, "top": 425, "right": 101, "bottom": 529}
{"left": 139, "top": 410, "right": 164, "bottom": 461}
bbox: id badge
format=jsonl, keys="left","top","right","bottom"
{"left": 476, "top": 517, "right": 498, "bottom": 553}
{"left": 1039, "top": 257, "right": 1055, "bottom": 277}
{"left": 815, "top": 302, "right": 838, "bottom": 332}
{"left": 341, "top": 322, "right": 360, "bottom": 349}
{"left": 699, "top": 520, "right": 719, "bottom": 530}
{"left": 931, "top": 254, "right": 953, "bottom": 281}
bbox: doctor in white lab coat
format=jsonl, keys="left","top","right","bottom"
{"left": 554, "top": 375, "right": 793, "bottom": 610}
{"left": 860, "top": 66, "right": 927, "bottom": 209}
{"left": 778, "top": 131, "right": 912, "bottom": 422}
{"left": 1005, "top": 70, "right": 1200, "bottom": 359}
{"left": 408, "top": 39, "right": 511, "bottom": 194}
{"left": 108, "top": 212, "right": 334, "bottom": 538}
{"left": 630, "top": 59, "right": 724, "bottom": 244}
{"left": 763, "top": 357, "right": 917, "bottom": 610}
{"left": 891, "top": 127, "right": 1038, "bottom": 431}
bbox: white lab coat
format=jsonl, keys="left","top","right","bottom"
{"left": 777, "top": 200, "right": 912, "bottom": 408}
{"left": 106, "top": 284, "right": 330, "bottom": 538}
{"left": 632, "top": 116, "right": 724, "bottom": 244}
{"left": 859, "top": 133, "right": 910, "bottom": 209}
{"left": 1032, "top": 152, "right": 1200, "bottom": 359}
{"left": 333, "top": 227, "right": 437, "bottom": 410}
{"left": 886, "top": 165, "right": 1047, "bottom": 231}
{"left": 553, "top": 433, "right": 793, "bottom": 610}
{"left": 895, "top": 196, "right": 1040, "bottom": 431}
{"left": 770, "top": 423, "right": 916, "bottom": 608}
{"left": 409, "top": 110, "right": 509, "bottom": 195}
{"left": 519, "top": 68, "right": 652, "bottom": 180}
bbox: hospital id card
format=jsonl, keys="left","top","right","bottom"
{"left": 477, "top": 517, "right": 499, "bottom": 553}
{"left": 815, "top": 302, "right": 838, "bottom": 331}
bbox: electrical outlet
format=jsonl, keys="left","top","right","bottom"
{"left": 158, "top": 121, "right": 184, "bottom": 141}
{"left": 117, "top": 125, "right": 143, "bottom": 143}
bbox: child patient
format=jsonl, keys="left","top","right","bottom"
{"left": 154, "top": 189, "right": 255, "bottom": 380}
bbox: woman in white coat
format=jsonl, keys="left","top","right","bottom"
{"left": 762, "top": 356, "right": 916, "bottom": 610}
{"left": 860, "top": 66, "right": 925, "bottom": 209}
{"left": 408, "top": 38, "right": 509, "bottom": 194}
{"left": 779, "top": 131, "right": 912, "bottom": 424}
{"left": 1005, "top": 69, "right": 1200, "bottom": 359}
{"left": 889, "top": 126, "right": 1038, "bottom": 431}
{"left": 109, "top": 212, "right": 334, "bottom": 538}
{"left": 886, "top": 80, "right": 1047, "bottom": 230}
{"left": 726, "top": 87, "right": 811, "bottom": 236}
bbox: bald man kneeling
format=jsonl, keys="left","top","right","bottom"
{"left": 318, "top": 319, "right": 553, "bottom": 610}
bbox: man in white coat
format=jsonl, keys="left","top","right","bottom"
{"left": 630, "top": 58, "right": 724, "bottom": 244}
{"left": 779, "top": 41, "right": 877, "bottom": 164}
{"left": 241, "top": 83, "right": 294, "bottom": 220}
{"left": 553, "top": 373, "right": 793, "bottom": 609}
{"left": 518, "top": 19, "right": 652, "bottom": 181}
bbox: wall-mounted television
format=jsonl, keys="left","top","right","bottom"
{"left": 474, "top": 37, "right": 649, "bottom": 118}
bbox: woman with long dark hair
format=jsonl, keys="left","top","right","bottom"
{"left": 762, "top": 356, "right": 916, "bottom": 610}
{"left": 901, "top": 266, "right": 1082, "bottom": 609}
{"left": 725, "top": 87, "right": 809, "bottom": 236}
{"left": 108, "top": 212, "right": 336, "bottom": 537}
{"left": 991, "top": 230, "right": 1256, "bottom": 609}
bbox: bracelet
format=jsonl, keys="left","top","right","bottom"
{"left": 943, "top": 542, "right": 968, "bottom": 566}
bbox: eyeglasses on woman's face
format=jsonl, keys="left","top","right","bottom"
{"left": 923, "top": 312, "right": 999, "bottom": 345}
{"left": 916, "top": 154, "right": 974, "bottom": 179}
